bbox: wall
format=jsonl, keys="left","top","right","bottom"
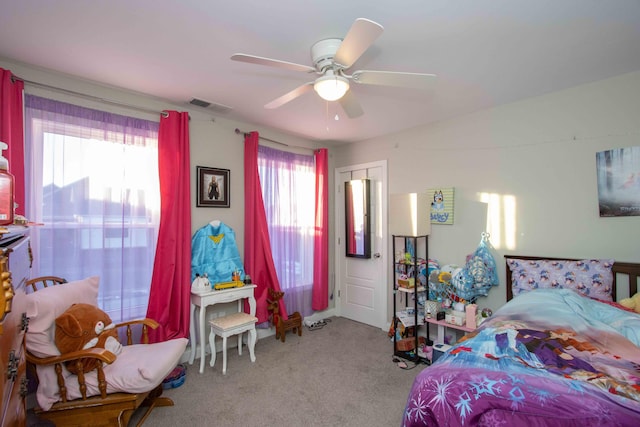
{"left": 334, "top": 71, "right": 640, "bottom": 311}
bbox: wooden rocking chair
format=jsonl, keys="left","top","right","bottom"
{"left": 24, "top": 276, "right": 188, "bottom": 426}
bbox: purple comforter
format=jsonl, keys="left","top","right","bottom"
{"left": 402, "top": 289, "right": 640, "bottom": 426}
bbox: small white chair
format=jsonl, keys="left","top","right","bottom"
{"left": 209, "top": 312, "right": 258, "bottom": 374}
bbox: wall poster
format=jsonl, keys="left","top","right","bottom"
{"left": 596, "top": 146, "right": 640, "bottom": 217}
{"left": 428, "top": 187, "right": 455, "bottom": 225}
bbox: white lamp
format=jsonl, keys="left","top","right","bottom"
{"left": 389, "top": 193, "right": 431, "bottom": 236}
{"left": 314, "top": 70, "right": 349, "bottom": 101}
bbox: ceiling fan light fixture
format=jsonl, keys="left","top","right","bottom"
{"left": 314, "top": 74, "right": 349, "bottom": 101}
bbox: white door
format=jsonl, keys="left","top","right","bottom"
{"left": 335, "top": 161, "right": 387, "bottom": 330}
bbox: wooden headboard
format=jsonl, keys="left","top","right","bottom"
{"left": 504, "top": 255, "right": 640, "bottom": 302}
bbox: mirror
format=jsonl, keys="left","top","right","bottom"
{"left": 345, "top": 179, "right": 371, "bottom": 258}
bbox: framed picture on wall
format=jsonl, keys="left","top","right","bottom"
{"left": 596, "top": 146, "right": 640, "bottom": 217}
{"left": 197, "top": 166, "right": 230, "bottom": 208}
{"left": 428, "top": 187, "right": 455, "bottom": 224}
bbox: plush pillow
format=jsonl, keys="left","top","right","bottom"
{"left": 55, "top": 303, "right": 122, "bottom": 374}
{"left": 506, "top": 258, "right": 614, "bottom": 301}
{"left": 25, "top": 276, "right": 100, "bottom": 358}
{"left": 35, "top": 337, "right": 188, "bottom": 411}
{"left": 618, "top": 293, "right": 640, "bottom": 313}
{"left": 24, "top": 276, "right": 189, "bottom": 412}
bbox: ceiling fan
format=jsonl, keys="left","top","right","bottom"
{"left": 231, "top": 18, "right": 436, "bottom": 118}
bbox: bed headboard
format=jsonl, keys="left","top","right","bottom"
{"left": 504, "top": 255, "right": 640, "bottom": 302}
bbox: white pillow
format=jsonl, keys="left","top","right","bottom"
{"left": 25, "top": 276, "right": 100, "bottom": 358}
{"left": 36, "top": 338, "right": 188, "bottom": 411}
{"left": 25, "top": 276, "right": 189, "bottom": 411}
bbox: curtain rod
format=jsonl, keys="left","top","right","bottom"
{"left": 234, "top": 128, "right": 319, "bottom": 154}
{"left": 234, "top": 128, "right": 289, "bottom": 147}
{"left": 13, "top": 75, "right": 171, "bottom": 118}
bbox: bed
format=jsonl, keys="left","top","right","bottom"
{"left": 402, "top": 255, "right": 640, "bottom": 426}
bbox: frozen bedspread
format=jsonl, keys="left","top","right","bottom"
{"left": 402, "top": 289, "right": 640, "bottom": 426}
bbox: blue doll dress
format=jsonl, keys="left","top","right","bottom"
{"left": 191, "top": 221, "right": 246, "bottom": 285}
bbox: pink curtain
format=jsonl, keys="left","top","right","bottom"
{"left": 0, "top": 68, "right": 25, "bottom": 216}
{"left": 147, "top": 111, "right": 191, "bottom": 342}
{"left": 244, "top": 131, "right": 287, "bottom": 323}
{"left": 312, "top": 149, "right": 329, "bottom": 310}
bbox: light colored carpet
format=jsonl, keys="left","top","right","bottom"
{"left": 131, "top": 316, "right": 428, "bottom": 427}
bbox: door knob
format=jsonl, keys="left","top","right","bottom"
{"left": 373, "top": 253, "right": 381, "bottom": 258}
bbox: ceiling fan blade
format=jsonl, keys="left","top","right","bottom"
{"left": 334, "top": 18, "right": 384, "bottom": 69}
{"left": 231, "top": 53, "right": 316, "bottom": 73}
{"left": 339, "top": 90, "right": 364, "bottom": 118}
{"left": 264, "top": 83, "right": 315, "bottom": 109}
{"left": 351, "top": 70, "right": 437, "bottom": 89}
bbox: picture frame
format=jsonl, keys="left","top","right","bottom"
{"left": 197, "top": 166, "right": 230, "bottom": 208}
{"left": 428, "top": 187, "right": 455, "bottom": 225}
{"left": 596, "top": 146, "right": 640, "bottom": 217}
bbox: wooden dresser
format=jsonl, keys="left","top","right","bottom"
{"left": 0, "top": 227, "right": 31, "bottom": 427}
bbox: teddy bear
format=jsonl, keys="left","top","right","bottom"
{"left": 619, "top": 293, "right": 640, "bottom": 314}
{"left": 55, "top": 303, "right": 123, "bottom": 374}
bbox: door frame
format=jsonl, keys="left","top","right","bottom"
{"left": 334, "top": 160, "right": 388, "bottom": 330}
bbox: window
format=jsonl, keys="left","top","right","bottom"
{"left": 258, "top": 145, "right": 315, "bottom": 317}
{"left": 24, "top": 95, "right": 160, "bottom": 322}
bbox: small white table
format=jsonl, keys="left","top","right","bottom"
{"left": 189, "top": 284, "right": 257, "bottom": 373}
{"left": 425, "top": 317, "right": 475, "bottom": 344}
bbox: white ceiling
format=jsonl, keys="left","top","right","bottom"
{"left": 1, "top": 0, "right": 639, "bottom": 144}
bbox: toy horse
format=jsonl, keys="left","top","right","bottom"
{"left": 266, "top": 288, "right": 302, "bottom": 343}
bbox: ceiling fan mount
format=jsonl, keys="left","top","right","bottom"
{"left": 231, "top": 18, "right": 436, "bottom": 119}
{"left": 310, "top": 38, "right": 343, "bottom": 73}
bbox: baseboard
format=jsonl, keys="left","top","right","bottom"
{"left": 183, "top": 310, "right": 339, "bottom": 364}
{"left": 303, "top": 308, "right": 337, "bottom": 325}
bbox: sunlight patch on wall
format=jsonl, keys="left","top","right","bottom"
{"left": 479, "top": 192, "right": 516, "bottom": 250}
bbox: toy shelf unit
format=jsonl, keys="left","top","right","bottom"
{"left": 392, "top": 234, "right": 429, "bottom": 363}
